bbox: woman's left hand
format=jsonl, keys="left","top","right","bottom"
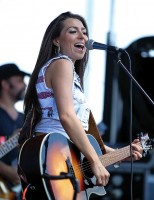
{"left": 126, "top": 139, "right": 143, "bottom": 161}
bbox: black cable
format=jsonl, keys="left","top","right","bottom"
{"left": 22, "top": 184, "right": 35, "bottom": 200}
{"left": 116, "top": 50, "right": 133, "bottom": 200}
{"left": 116, "top": 49, "right": 154, "bottom": 200}
{"left": 125, "top": 50, "right": 133, "bottom": 200}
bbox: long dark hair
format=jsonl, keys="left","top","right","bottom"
{"left": 23, "top": 11, "right": 89, "bottom": 126}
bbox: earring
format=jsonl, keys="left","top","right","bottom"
{"left": 55, "top": 45, "right": 61, "bottom": 55}
{"left": 57, "top": 45, "right": 61, "bottom": 54}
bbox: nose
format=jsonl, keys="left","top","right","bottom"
{"left": 78, "top": 31, "right": 86, "bottom": 40}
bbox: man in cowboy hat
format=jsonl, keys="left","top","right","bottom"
{"left": 0, "top": 63, "right": 30, "bottom": 199}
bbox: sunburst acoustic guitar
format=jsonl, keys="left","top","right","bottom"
{"left": 18, "top": 132, "right": 153, "bottom": 200}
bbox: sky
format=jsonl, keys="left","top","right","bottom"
{"left": 0, "top": 0, "right": 153, "bottom": 123}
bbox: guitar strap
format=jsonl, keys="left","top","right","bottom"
{"left": 18, "top": 108, "right": 35, "bottom": 146}
{"left": 86, "top": 111, "right": 106, "bottom": 154}
{"left": 29, "top": 108, "right": 35, "bottom": 137}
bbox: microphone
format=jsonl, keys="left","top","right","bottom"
{"left": 85, "top": 39, "right": 124, "bottom": 53}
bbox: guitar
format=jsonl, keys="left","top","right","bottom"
{"left": 0, "top": 132, "right": 19, "bottom": 159}
{"left": 0, "top": 177, "right": 17, "bottom": 200}
{"left": 18, "top": 133, "right": 153, "bottom": 200}
{"left": 0, "top": 132, "right": 21, "bottom": 200}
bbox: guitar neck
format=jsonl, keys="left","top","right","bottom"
{"left": 0, "top": 134, "right": 19, "bottom": 159}
{"left": 99, "top": 145, "right": 131, "bottom": 167}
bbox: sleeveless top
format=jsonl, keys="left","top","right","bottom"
{"left": 35, "top": 54, "right": 90, "bottom": 138}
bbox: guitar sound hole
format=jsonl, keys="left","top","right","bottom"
{"left": 82, "top": 157, "right": 94, "bottom": 178}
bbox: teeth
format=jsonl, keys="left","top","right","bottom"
{"left": 74, "top": 43, "right": 84, "bottom": 48}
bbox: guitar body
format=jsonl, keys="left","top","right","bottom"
{"left": 18, "top": 133, "right": 106, "bottom": 200}
{"left": 0, "top": 177, "right": 17, "bottom": 200}
{"left": 0, "top": 132, "right": 21, "bottom": 200}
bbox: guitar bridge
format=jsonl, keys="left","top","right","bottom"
{"left": 65, "top": 157, "right": 80, "bottom": 192}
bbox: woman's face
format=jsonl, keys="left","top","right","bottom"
{"left": 54, "top": 18, "right": 88, "bottom": 63}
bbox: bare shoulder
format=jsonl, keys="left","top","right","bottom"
{"left": 48, "top": 58, "right": 73, "bottom": 73}
{"left": 45, "top": 58, "right": 74, "bottom": 87}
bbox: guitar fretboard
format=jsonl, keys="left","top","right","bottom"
{"left": 99, "top": 146, "right": 131, "bottom": 167}
{"left": 0, "top": 134, "right": 19, "bottom": 159}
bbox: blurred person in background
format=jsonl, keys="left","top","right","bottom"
{"left": 0, "top": 63, "right": 30, "bottom": 199}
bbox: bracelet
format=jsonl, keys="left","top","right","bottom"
{"left": 113, "top": 161, "right": 121, "bottom": 168}
{"left": 113, "top": 148, "right": 120, "bottom": 168}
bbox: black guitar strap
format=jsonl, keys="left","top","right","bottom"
{"left": 18, "top": 107, "right": 35, "bottom": 147}
{"left": 86, "top": 111, "right": 106, "bottom": 154}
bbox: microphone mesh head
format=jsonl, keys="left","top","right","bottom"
{"left": 85, "top": 39, "right": 94, "bottom": 50}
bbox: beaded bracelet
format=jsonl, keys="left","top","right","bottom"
{"left": 113, "top": 148, "right": 121, "bottom": 168}
{"left": 113, "top": 161, "right": 121, "bottom": 168}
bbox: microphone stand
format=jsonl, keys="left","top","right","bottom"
{"left": 114, "top": 50, "right": 154, "bottom": 200}
{"left": 115, "top": 51, "right": 154, "bottom": 107}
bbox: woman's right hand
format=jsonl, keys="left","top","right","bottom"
{"left": 90, "top": 159, "right": 110, "bottom": 186}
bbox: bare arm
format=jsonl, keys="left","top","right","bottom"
{"left": 45, "top": 59, "right": 110, "bottom": 186}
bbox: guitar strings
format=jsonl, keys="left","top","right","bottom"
{"left": 45, "top": 148, "right": 132, "bottom": 185}
{"left": 69, "top": 148, "right": 131, "bottom": 177}
{"left": 46, "top": 146, "right": 132, "bottom": 179}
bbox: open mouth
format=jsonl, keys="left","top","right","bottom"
{"left": 74, "top": 43, "right": 84, "bottom": 50}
